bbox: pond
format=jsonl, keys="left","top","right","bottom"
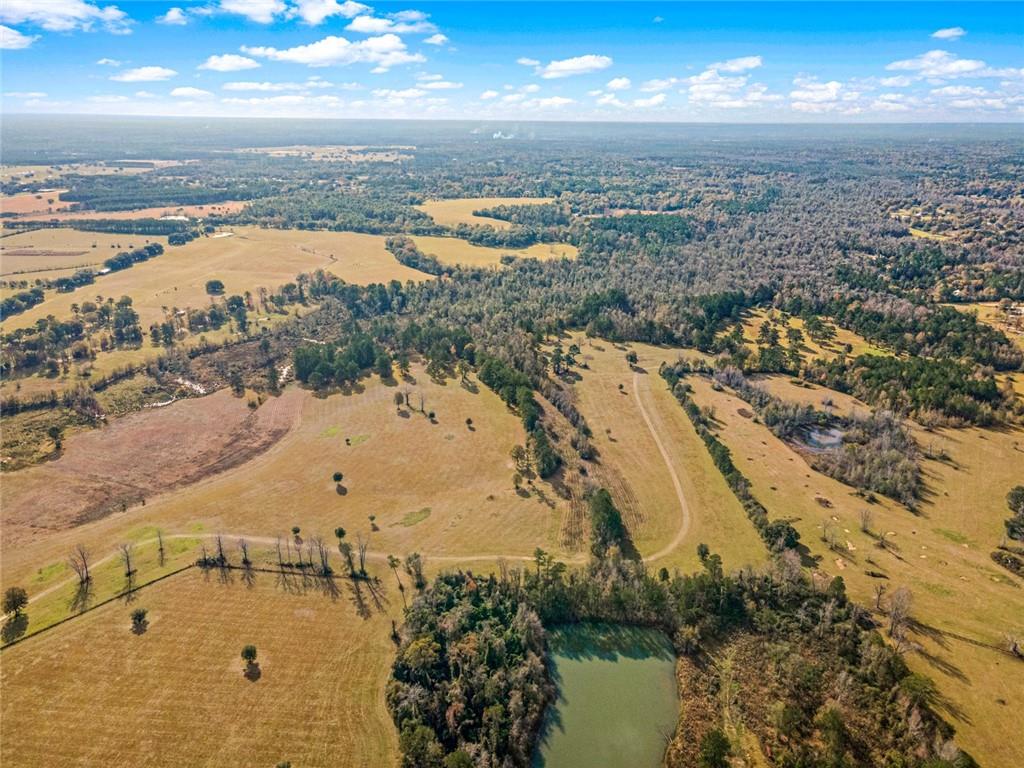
{"left": 533, "top": 623, "right": 679, "bottom": 768}
{"left": 796, "top": 424, "right": 845, "bottom": 452}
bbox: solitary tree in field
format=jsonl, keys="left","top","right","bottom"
{"left": 130, "top": 608, "right": 148, "bottom": 633}
{"left": 241, "top": 645, "right": 258, "bottom": 673}
{"left": 3, "top": 587, "right": 28, "bottom": 617}
{"left": 291, "top": 525, "right": 301, "bottom": 537}
{"left": 69, "top": 544, "right": 91, "bottom": 584}
{"left": 465, "top": 417, "right": 473, "bottom": 429}
{"left": 332, "top": 471, "right": 343, "bottom": 483}
{"left": 394, "top": 392, "right": 405, "bottom": 410}
{"left": 368, "top": 514, "right": 378, "bottom": 531}
{"left": 387, "top": 555, "right": 406, "bottom": 608}
{"left": 334, "top": 527, "right": 346, "bottom": 541}
{"left": 47, "top": 425, "right": 63, "bottom": 451}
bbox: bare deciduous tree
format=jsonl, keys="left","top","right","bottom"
{"left": 119, "top": 543, "right": 135, "bottom": 577}
{"left": 859, "top": 508, "right": 873, "bottom": 534}
{"left": 888, "top": 586, "right": 912, "bottom": 637}
{"left": 157, "top": 530, "right": 165, "bottom": 567}
{"left": 69, "top": 545, "right": 91, "bottom": 584}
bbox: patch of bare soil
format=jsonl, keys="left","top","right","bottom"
{"left": 0, "top": 388, "right": 302, "bottom": 545}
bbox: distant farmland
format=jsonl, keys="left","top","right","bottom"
{"left": 416, "top": 197, "right": 555, "bottom": 230}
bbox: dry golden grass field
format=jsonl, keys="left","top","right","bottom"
{"left": 1, "top": 228, "right": 168, "bottom": 275}
{"left": 1, "top": 565, "right": 401, "bottom": 768}
{"left": 0, "top": 369, "right": 570, "bottom": 621}
{"left": 1, "top": 162, "right": 176, "bottom": 184}
{"left": 947, "top": 301, "right": 1024, "bottom": 352}
{"left": 3, "top": 227, "right": 431, "bottom": 334}
{"left": 0, "top": 190, "right": 72, "bottom": 216}
{"left": 416, "top": 197, "right": 555, "bottom": 230}
{"left": 241, "top": 144, "right": 414, "bottom": 162}
{"left": 737, "top": 308, "right": 888, "bottom": 360}
{"left": 13, "top": 200, "right": 247, "bottom": 222}
{"left": 568, "top": 335, "right": 767, "bottom": 573}
{"left": 683, "top": 374, "right": 1024, "bottom": 767}
{"left": 409, "top": 234, "right": 578, "bottom": 267}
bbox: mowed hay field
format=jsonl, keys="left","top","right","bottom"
{"left": 0, "top": 190, "right": 72, "bottom": 216}
{"left": 410, "top": 234, "right": 577, "bottom": 267}
{"left": 416, "top": 197, "right": 555, "bottom": 230}
{"left": 569, "top": 335, "right": 767, "bottom": 572}
{"left": 1, "top": 566, "right": 400, "bottom": 768}
{"left": 684, "top": 374, "right": 1024, "bottom": 767}
{"left": 1, "top": 228, "right": 168, "bottom": 275}
{"left": 13, "top": 200, "right": 247, "bottom": 223}
{"left": 1, "top": 369, "right": 570, "bottom": 605}
{"left": 3, "top": 227, "right": 431, "bottom": 334}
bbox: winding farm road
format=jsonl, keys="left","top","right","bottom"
{"left": 631, "top": 370, "right": 692, "bottom": 562}
{"left": 23, "top": 369, "right": 692, "bottom": 612}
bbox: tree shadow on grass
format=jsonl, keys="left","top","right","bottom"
{"left": 69, "top": 581, "right": 94, "bottom": 614}
{"left": 1, "top": 614, "right": 28, "bottom": 644}
{"left": 244, "top": 661, "right": 262, "bottom": 682}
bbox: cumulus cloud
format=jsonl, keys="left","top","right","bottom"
{"left": 171, "top": 86, "right": 214, "bottom": 98}
{"left": 886, "top": 49, "right": 986, "bottom": 78}
{"left": 219, "top": 0, "right": 286, "bottom": 24}
{"left": 932, "top": 27, "right": 966, "bottom": 40}
{"left": 223, "top": 78, "right": 337, "bottom": 91}
{"left": 372, "top": 87, "right": 427, "bottom": 99}
{"left": 88, "top": 94, "right": 130, "bottom": 103}
{"left": 0, "top": 25, "right": 38, "bottom": 49}
{"left": 633, "top": 93, "right": 666, "bottom": 108}
{"left": 199, "top": 54, "right": 260, "bottom": 72}
{"left": 595, "top": 93, "right": 625, "bottom": 107}
{"left": 157, "top": 7, "right": 188, "bottom": 25}
{"left": 606, "top": 77, "right": 631, "bottom": 91}
{"left": 424, "top": 33, "right": 447, "bottom": 46}
{"left": 710, "top": 55, "right": 762, "bottom": 73}
{"left": 686, "top": 62, "right": 780, "bottom": 108}
{"left": 480, "top": 90, "right": 499, "bottom": 100}
{"left": 96, "top": 57, "right": 121, "bottom": 66}
{"left": 346, "top": 10, "right": 436, "bottom": 35}
{"left": 879, "top": 75, "right": 912, "bottom": 87}
{"left": 243, "top": 33, "right": 424, "bottom": 71}
{"left": 516, "top": 57, "right": 539, "bottom": 67}
{"left": 422, "top": 80, "right": 462, "bottom": 90}
{"left": 788, "top": 76, "right": 861, "bottom": 114}
{"left": 4, "top": 90, "right": 47, "bottom": 98}
{"left": 292, "top": 0, "right": 369, "bottom": 25}
{"left": 532, "top": 96, "right": 574, "bottom": 107}
{"left": 110, "top": 65, "right": 177, "bottom": 82}
{"left": 640, "top": 77, "right": 679, "bottom": 92}
{"left": 0, "top": 0, "right": 131, "bottom": 34}
{"left": 536, "top": 54, "right": 612, "bottom": 79}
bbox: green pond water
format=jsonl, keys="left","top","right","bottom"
{"left": 534, "top": 623, "right": 679, "bottom": 768}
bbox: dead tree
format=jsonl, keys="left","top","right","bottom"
{"left": 859, "top": 509, "right": 873, "bottom": 534}
{"left": 339, "top": 541, "right": 355, "bottom": 576}
{"left": 888, "top": 586, "right": 912, "bottom": 637}
{"left": 215, "top": 534, "right": 227, "bottom": 568}
{"left": 119, "top": 543, "right": 135, "bottom": 577}
{"left": 874, "top": 583, "right": 887, "bottom": 611}
{"left": 313, "top": 537, "right": 331, "bottom": 576}
{"left": 238, "top": 538, "right": 251, "bottom": 568}
{"left": 69, "top": 544, "right": 91, "bottom": 584}
{"left": 275, "top": 537, "right": 284, "bottom": 569}
{"left": 356, "top": 533, "right": 369, "bottom": 577}
{"left": 157, "top": 530, "right": 165, "bottom": 567}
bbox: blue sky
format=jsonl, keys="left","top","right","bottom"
{"left": 1, "top": 1, "right": 1022, "bottom": 121}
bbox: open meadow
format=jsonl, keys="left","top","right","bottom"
{"left": 568, "top": 335, "right": 767, "bottom": 572}
{"left": 1, "top": 227, "right": 168, "bottom": 275}
{"left": 735, "top": 308, "right": 888, "bottom": 360}
{"left": 410, "top": 234, "right": 577, "bottom": 267}
{"left": 12, "top": 200, "right": 248, "bottom": 223}
{"left": 415, "top": 197, "right": 555, "bottom": 230}
{"left": 1, "top": 565, "right": 400, "bottom": 768}
{"left": 682, "top": 373, "right": 1024, "bottom": 766}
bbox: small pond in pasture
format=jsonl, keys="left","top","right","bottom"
{"left": 533, "top": 623, "right": 678, "bottom": 768}
{"left": 796, "top": 425, "right": 845, "bottom": 452}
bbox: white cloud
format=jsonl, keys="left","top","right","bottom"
{"left": 521, "top": 83, "right": 540, "bottom": 93}
{"left": 710, "top": 55, "right": 762, "bottom": 73}
{"left": 416, "top": 72, "right": 442, "bottom": 81}
{"left": 292, "top": 0, "right": 369, "bottom": 25}
{"left": 479, "top": 90, "right": 499, "bottom": 100}
{"left": 0, "top": 0, "right": 131, "bottom": 33}
{"left": 537, "top": 54, "right": 613, "bottom": 79}
{"left": 134, "top": 90, "right": 155, "bottom": 97}
{"left": 96, "top": 57, "right": 121, "bottom": 66}
{"left": 4, "top": 90, "right": 47, "bottom": 98}
{"left": 886, "top": 49, "right": 986, "bottom": 78}
{"left": 879, "top": 75, "right": 912, "bottom": 87}
{"left": 686, "top": 64, "right": 780, "bottom": 108}
{"left": 640, "top": 77, "right": 678, "bottom": 93}
{"left": 219, "top": 0, "right": 286, "bottom": 24}
{"left": 424, "top": 33, "right": 447, "bottom": 46}
{"left": 111, "top": 65, "right": 177, "bottom": 82}
{"left": 199, "top": 54, "right": 260, "bottom": 72}
{"left": 0, "top": 24, "right": 38, "bottom": 49}
{"left": 932, "top": 27, "right": 966, "bottom": 40}
{"left": 171, "top": 86, "right": 214, "bottom": 98}
{"left": 532, "top": 96, "right": 574, "bottom": 108}
{"left": 372, "top": 87, "right": 426, "bottom": 99}
{"left": 606, "top": 77, "right": 631, "bottom": 91}
{"left": 223, "top": 78, "right": 338, "bottom": 91}
{"left": 346, "top": 12, "right": 436, "bottom": 35}
{"left": 88, "top": 94, "right": 130, "bottom": 103}
{"left": 633, "top": 93, "right": 666, "bottom": 108}
{"left": 157, "top": 7, "right": 188, "bottom": 25}
{"left": 422, "top": 80, "right": 462, "bottom": 90}
{"left": 516, "top": 57, "right": 539, "bottom": 67}
{"left": 243, "top": 33, "right": 424, "bottom": 71}
{"left": 596, "top": 92, "right": 625, "bottom": 107}
{"left": 931, "top": 84, "right": 987, "bottom": 97}
{"left": 790, "top": 77, "right": 843, "bottom": 104}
